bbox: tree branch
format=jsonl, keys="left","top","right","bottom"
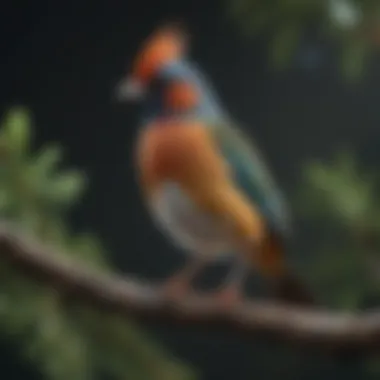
{"left": 0, "top": 223, "right": 379, "bottom": 354}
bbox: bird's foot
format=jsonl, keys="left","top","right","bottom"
{"left": 211, "top": 286, "right": 243, "bottom": 309}
{"left": 160, "top": 276, "right": 193, "bottom": 303}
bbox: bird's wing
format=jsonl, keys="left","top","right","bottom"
{"left": 208, "top": 120, "right": 292, "bottom": 238}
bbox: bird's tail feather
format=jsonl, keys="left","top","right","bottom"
{"left": 256, "top": 232, "right": 316, "bottom": 306}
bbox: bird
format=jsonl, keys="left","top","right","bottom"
{"left": 115, "top": 22, "right": 315, "bottom": 306}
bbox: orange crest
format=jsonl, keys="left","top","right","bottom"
{"left": 131, "top": 23, "right": 187, "bottom": 85}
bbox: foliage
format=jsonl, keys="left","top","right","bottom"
{"left": 295, "top": 149, "right": 380, "bottom": 310}
{"left": 0, "top": 108, "right": 195, "bottom": 380}
{"left": 294, "top": 149, "right": 380, "bottom": 377}
{"left": 228, "top": 0, "right": 380, "bottom": 80}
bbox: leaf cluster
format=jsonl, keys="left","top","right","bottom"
{"left": 228, "top": 0, "right": 380, "bottom": 80}
{"left": 0, "top": 108, "right": 194, "bottom": 380}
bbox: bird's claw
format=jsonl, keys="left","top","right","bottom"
{"left": 211, "top": 287, "right": 243, "bottom": 309}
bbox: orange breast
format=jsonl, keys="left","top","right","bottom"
{"left": 135, "top": 120, "right": 266, "bottom": 247}
{"left": 134, "top": 120, "right": 229, "bottom": 197}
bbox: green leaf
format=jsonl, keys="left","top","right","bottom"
{"left": 2, "top": 107, "right": 32, "bottom": 157}
{"left": 69, "top": 233, "right": 109, "bottom": 269}
{"left": 0, "top": 187, "right": 11, "bottom": 211}
{"left": 31, "top": 144, "right": 64, "bottom": 177}
{"left": 297, "top": 151, "right": 379, "bottom": 229}
{"left": 48, "top": 170, "right": 87, "bottom": 206}
{"left": 41, "top": 220, "right": 69, "bottom": 247}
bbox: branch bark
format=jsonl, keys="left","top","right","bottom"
{"left": 0, "top": 223, "right": 379, "bottom": 354}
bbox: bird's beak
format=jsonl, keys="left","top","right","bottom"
{"left": 114, "top": 77, "right": 146, "bottom": 102}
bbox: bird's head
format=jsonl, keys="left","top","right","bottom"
{"left": 115, "top": 22, "right": 201, "bottom": 117}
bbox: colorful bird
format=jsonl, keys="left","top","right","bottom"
{"left": 115, "top": 23, "right": 314, "bottom": 306}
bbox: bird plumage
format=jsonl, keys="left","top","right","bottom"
{"left": 135, "top": 119, "right": 265, "bottom": 258}
{"left": 117, "top": 24, "right": 314, "bottom": 306}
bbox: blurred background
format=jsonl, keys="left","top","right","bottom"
{"left": 1, "top": 0, "right": 380, "bottom": 379}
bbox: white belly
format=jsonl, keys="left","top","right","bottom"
{"left": 149, "top": 182, "right": 233, "bottom": 258}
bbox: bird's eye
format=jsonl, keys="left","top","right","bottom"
{"left": 165, "top": 81, "right": 199, "bottom": 110}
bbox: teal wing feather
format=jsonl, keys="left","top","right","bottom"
{"left": 209, "top": 121, "right": 292, "bottom": 238}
